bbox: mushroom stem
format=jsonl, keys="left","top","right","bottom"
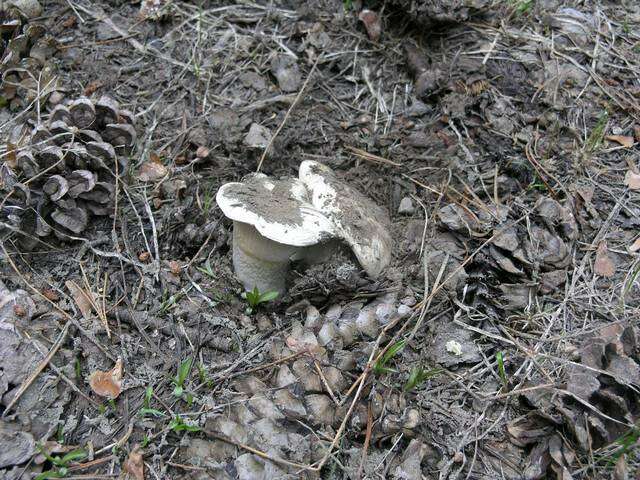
{"left": 232, "top": 221, "right": 297, "bottom": 295}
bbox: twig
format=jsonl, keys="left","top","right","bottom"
{"left": 356, "top": 402, "right": 374, "bottom": 480}
{"left": 314, "top": 360, "right": 339, "bottom": 405}
{"left": 345, "top": 145, "right": 401, "bottom": 166}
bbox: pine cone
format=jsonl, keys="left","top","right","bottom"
{"left": 1, "top": 95, "right": 136, "bottom": 247}
{"left": 1, "top": 3, "right": 58, "bottom": 111}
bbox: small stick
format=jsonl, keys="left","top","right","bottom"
{"left": 67, "top": 455, "right": 116, "bottom": 472}
{"left": 256, "top": 56, "right": 320, "bottom": 172}
{"left": 314, "top": 360, "right": 339, "bottom": 405}
{"left": 345, "top": 145, "right": 401, "bottom": 166}
{"left": 356, "top": 402, "right": 374, "bottom": 480}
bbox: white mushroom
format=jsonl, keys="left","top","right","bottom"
{"left": 298, "top": 160, "right": 392, "bottom": 278}
{"left": 216, "top": 174, "right": 336, "bottom": 295}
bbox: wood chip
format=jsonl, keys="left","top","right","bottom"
{"left": 605, "top": 135, "right": 635, "bottom": 148}
{"left": 138, "top": 153, "right": 168, "bottom": 182}
{"left": 594, "top": 241, "right": 615, "bottom": 277}
{"left": 624, "top": 170, "right": 640, "bottom": 190}
{"left": 89, "top": 358, "right": 123, "bottom": 399}
{"left": 65, "top": 280, "right": 94, "bottom": 320}
{"left": 168, "top": 260, "right": 181, "bottom": 276}
{"left": 124, "top": 445, "right": 144, "bottom": 480}
{"left": 42, "top": 289, "right": 59, "bottom": 301}
{"left": 196, "top": 145, "right": 210, "bottom": 158}
{"left": 358, "top": 9, "right": 381, "bottom": 42}
{"left": 83, "top": 80, "right": 103, "bottom": 96}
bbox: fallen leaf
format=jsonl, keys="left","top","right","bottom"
{"left": 605, "top": 135, "right": 634, "bottom": 148}
{"left": 138, "top": 251, "right": 151, "bottom": 262}
{"left": 13, "top": 304, "right": 26, "bottom": 317}
{"left": 65, "top": 280, "right": 94, "bottom": 320}
{"left": 89, "top": 358, "right": 123, "bottom": 399}
{"left": 629, "top": 237, "right": 640, "bottom": 253}
{"left": 594, "top": 241, "right": 615, "bottom": 277}
{"left": 124, "top": 445, "right": 144, "bottom": 480}
{"left": 624, "top": 170, "right": 640, "bottom": 190}
{"left": 358, "top": 9, "right": 381, "bottom": 42}
{"left": 83, "top": 80, "right": 103, "bottom": 96}
{"left": 138, "top": 153, "right": 168, "bottom": 182}
{"left": 634, "top": 125, "right": 640, "bottom": 143}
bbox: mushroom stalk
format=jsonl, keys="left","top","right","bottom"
{"left": 232, "top": 221, "right": 297, "bottom": 295}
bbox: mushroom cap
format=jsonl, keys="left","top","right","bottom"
{"left": 216, "top": 173, "right": 336, "bottom": 247}
{"left": 298, "top": 160, "right": 392, "bottom": 278}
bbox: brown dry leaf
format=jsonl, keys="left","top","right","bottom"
{"left": 124, "top": 445, "right": 144, "bottom": 480}
{"left": 138, "top": 153, "right": 168, "bottom": 182}
{"left": 634, "top": 125, "right": 640, "bottom": 143}
{"left": 83, "top": 80, "right": 103, "bottom": 96}
{"left": 629, "top": 237, "right": 640, "bottom": 253}
{"left": 358, "top": 9, "right": 381, "bottom": 42}
{"left": 605, "top": 135, "right": 635, "bottom": 148}
{"left": 624, "top": 170, "right": 640, "bottom": 190}
{"left": 594, "top": 241, "right": 615, "bottom": 277}
{"left": 89, "top": 358, "right": 123, "bottom": 399}
{"left": 65, "top": 280, "right": 94, "bottom": 320}
{"left": 138, "top": 251, "right": 151, "bottom": 262}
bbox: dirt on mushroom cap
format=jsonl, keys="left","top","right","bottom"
{"left": 221, "top": 175, "right": 309, "bottom": 228}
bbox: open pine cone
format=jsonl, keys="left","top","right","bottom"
{"left": 1, "top": 95, "right": 136, "bottom": 247}
{"left": 1, "top": 2, "right": 58, "bottom": 111}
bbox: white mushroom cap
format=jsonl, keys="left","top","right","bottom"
{"left": 298, "top": 160, "right": 392, "bottom": 278}
{"left": 216, "top": 173, "right": 336, "bottom": 247}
